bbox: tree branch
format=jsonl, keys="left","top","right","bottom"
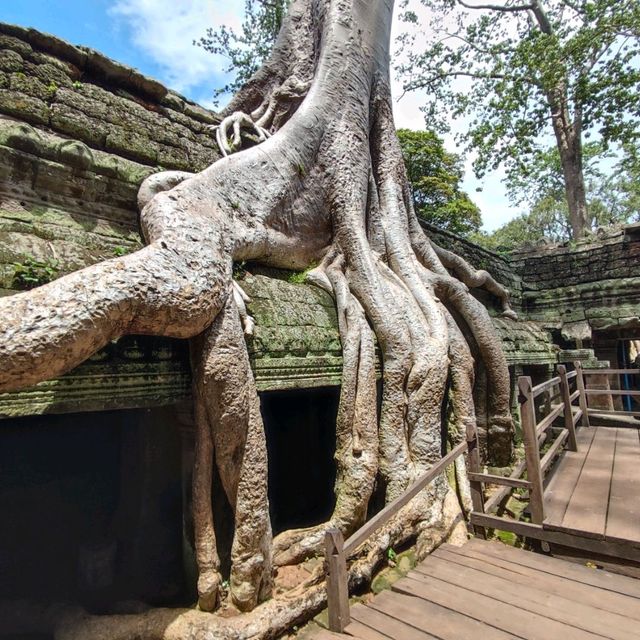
{"left": 456, "top": 0, "right": 535, "bottom": 12}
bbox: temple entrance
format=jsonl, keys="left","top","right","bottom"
{"left": 261, "top": 387, "right": 338, "bottom": 535}
{"left": 0, "top": 408, "right": 185, "bottom": 612}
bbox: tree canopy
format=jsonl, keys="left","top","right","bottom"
{"left": 398, "top": 128, "right": 482, "bottom": 235}
{"left": 398, "top": 0, "right": 640, "bottom": 238}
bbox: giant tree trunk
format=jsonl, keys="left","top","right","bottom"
{"left": 558, "top": 130, "right": 590, "bottom": 239}
{"left": 533, "top": 0, "right": 590, "bottom": 240}
{"left": 0, "top": 0, "right": 516, "bottom": 637}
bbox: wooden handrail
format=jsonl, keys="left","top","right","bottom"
{"left": 574, "top": 362, "right": 591, "bottom": 428}
{"left": 535, "top": 403, "right": 565, "bottom": 437}
{"left": 518, "top": 376, "right": 545, "bottom": 524}
{"left": 584, "top": 389, "right": 640, "bottom": 396}
{"left": 325, "top": 440, "right": 469, "bottom": 632}
{"left": 558, "top": 365, "right": 578, "bottom": 451}
{"left": 343, "top": 441, "right": 468, "bottom": 555}
{"left": 582, "top": 368, "right": 640, "bottom": 375}
{"left": 587, "top": 408, "right": 640, "bottom": 418}
{"left": 531, "top": 375, "right": 561, "bottom": 398}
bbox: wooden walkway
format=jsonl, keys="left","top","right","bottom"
{"left": 313, "top": 538, "right": 640, "bottom": 640}
{"left": 544, "top": 425, "right": 640, "bottom": 548}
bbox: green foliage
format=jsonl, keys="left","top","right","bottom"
{"left": 472, "top": 142, "right": 640, "bottom": 251}
{"left": 285, "top": 270, "right": 308, "bottom": 284}
{"left": 398, "top": 0, "right": 640, "bottom": 224}
{"left": 72, "top": 80, "right": 82, "bottom": 90}
{"left": 112, "top": 246, "right": 127, "bottom": 257}
{"left": 12, "top": 256, "right": 59, "bottom": 290}
{"left": 233, "top": 261, "right": 247, "bottom": 279}
{"left": 195, "top": 0, "right": 289, "bottom": 106}
{"left": 46, "top": 80, "right": 58, "bottom": 95}
{"left": 386, "top": 547, "right": 398, "bottom": 563}
{"left": 397, "top": 128, "right": 482, "bottom": 236}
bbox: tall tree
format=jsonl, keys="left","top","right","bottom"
{"left": 398, "top": 0, "right": 640, "bottom": 239}
{"left": 398, "top": 128, "right": 482, "bottom": 235}
{"left": 473, "top": 142, "right": 640, "bottom": 251}
{"left": 1, "top": 1, "right": 517, "bottom": 637}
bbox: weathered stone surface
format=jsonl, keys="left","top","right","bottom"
{"left": 0, "top": 22, "right": 636, "bottom": 418}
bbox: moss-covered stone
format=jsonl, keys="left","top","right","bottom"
{"left": 0, "top": 88, "right": 49, "bottom": 124}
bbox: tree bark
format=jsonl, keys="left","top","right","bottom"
{"left": 0, "top": 0, "right": 517, "bottom": 636}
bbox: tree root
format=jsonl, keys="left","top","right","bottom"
{"left": 0, "top": 0, "right": 518, "bottom": 634}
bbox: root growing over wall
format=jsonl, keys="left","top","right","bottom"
{"left": 0, "top": 0, "right": 515, "bottom": 637}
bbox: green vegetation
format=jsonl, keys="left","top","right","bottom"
{"left": 398, "top": 128, "right": 482, "bottom": 236}
{"left": 12, "top": 256, "right": 59, "bottom": 290}
{"left": 399, "top": 0, "right": 640, "bottom": 238}
{"left": 471, "top": 142, "right": 640, "bottom": 251}
{"left": 195, "top": 0, "right": 289, "bottom": 106}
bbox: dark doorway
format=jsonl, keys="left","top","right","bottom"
{"left": 261, "top": 387, "right": 338, "bottom": 535}
{"left": 0, "top": 408, "right": 184, "bottom": 609}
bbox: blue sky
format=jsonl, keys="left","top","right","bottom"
{"left": 1, "top": 1, "right": 517, "bottom": 231}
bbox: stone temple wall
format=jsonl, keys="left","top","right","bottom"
{"left": 0, "top": 22, "right": 635, "bottom": 418}
{"left": 510, "top": 226, "right": 640, "bottom": 337}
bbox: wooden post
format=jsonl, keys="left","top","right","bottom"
{"left": 325, "top": 528, "right": 350, "bottom": 632}
{"left": 518, "top": 376, "right": 545, "bottom": 525}
{"left": 557, "top": 365, "right": 578, "bottom": 451}
{"left": 466, "top": 421, "right": 486, "bottom": 539}
{"left": 574, "top": 361, "right": 591, "bottom": 428}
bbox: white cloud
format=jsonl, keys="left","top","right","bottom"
{"left": 109, "top": 0, "right": 244, "bottom": 95}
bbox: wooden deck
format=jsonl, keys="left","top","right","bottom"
{"left": 312, "top": 538, "right": 640, "bottom": 640}
{"left": 544, "top": 425, "right": 640, "bottom": 549}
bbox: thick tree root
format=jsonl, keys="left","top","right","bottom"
{"left": 0, "top": 0, "right": 518, "bottom": 634}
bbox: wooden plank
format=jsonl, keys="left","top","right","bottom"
{"left": 468, "top": 472, "right": 531, "bottom": 489}
{"left": 469, "top": 512, "right": 640, "bottom": 564}
{"left": 606, "top": 427, "right": 640, "bottom": 546}
{"left": 367, "top": 589, "right": 517, "bottom": 640}
{"left": 419, "top": 551, "right": 637, "bottom": 640}
{"left": 544, "top": 427, "right": 597, "bottom": 526}
{"left": 464, "top": 538, "right": 640, "bottom": 600}
{"left": 344, "top": 620, "right": 394, "bottom": 640}
{"left": 349, "top": 601, "right": 436, "bottom": 640}
{"left": 454, "top": 544, "right": 640, "bottom": 625}
{"left": 560, "top": 427, "right": 617, "bottom": 539}
{"left": 343, "top": 441, "right": 466, "bottom": 555}
{"left": 532, "top": 376, "right": 561, "bottom": 398}
{"left": 392, "top": 573, "right": 604, "bottom": 640}
{"left": 325, "top": 529, "right": 350, "bottom": 632}
{"left": 344, "top": 614, "right": 393, "bottom": 640}
{"left": 540, "top": 429, "right": 569, "bottom": 474}
{"left": 314, "top": 631, "right": 351, "bottom": 640}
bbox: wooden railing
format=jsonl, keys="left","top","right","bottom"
{"left": 324, "top": 440, "right": 469, "bottom": 632}
{"left": 325, "top": 361, "right": 640, "bottom": 631}
{"left": 468, "top": 363, "right": 584, "bottom": 530}
{"left": 517, "top": 364, "right": 583, "bottom": 524}
{"left": 581, "top": 367, "right": 640, "bottom": 418}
